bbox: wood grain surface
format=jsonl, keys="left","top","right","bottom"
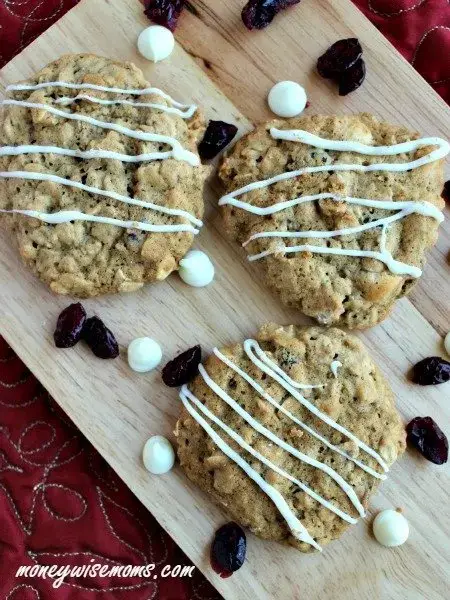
{"left": 0, "top": 1, "right": 449, "bottom": 598}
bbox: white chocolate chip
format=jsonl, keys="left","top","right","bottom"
{"left": 330, "top": 360, "right": 342, "bottom": 378}
{"left": 268, "top": 81, "right": 308, "bottom": 118}
{"left": 178, "top": 250, "right": 215, "bottom": 287}
{"left": 444, "top": 331, "right": 450, "bottom": 356}
{"left": 128, "top": 337, "right": 162, "bottom": 373}
{"left": 142, "top": 436, "right": 175, "bottom": 474}
{"left": 373, "top": 509, "right": 409, "bottom": 547}
{"left": 137, "top": 26, "right": 175, "bottom": 63}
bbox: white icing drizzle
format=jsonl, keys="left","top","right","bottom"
{"left": 243, "top": 340, "right": 389, "bottom": 472}
{"left": 248, "top": 231, "right": 422, "bottom": 278}
{"left": 0, "top": 170, "right": 202, "bottom": 226}
{"left": 6, "top": 81, "right": 194, "bottom": 111}
{"left": 219, "top": 128, "right": 448, "bottom": 277}
{"left": 54, "top": 94, "right": 197, "bottom": 119}
{"left": 2, "top": 99, "right": 199, "bottom": 166}
{"left": 181, "top": 385, "right": 356, "bottom": 525}
{"left": 179, "top": 386, "right": 322, "bottom": 550}
{"left": 242, "top": 201, "right": 442, "bottom": 244}
{"left": 271, "top": 128, "right": 450, "bottom": 164}
{"left": 1, "top": 143, "right": 174, "bottom": 164}
{"left": 198, "top": 363, "right": 366, "bottom": 517}
{"left": 0, "top": 208, "right": 197, "bottom": 233}
{"left": 214, "top": 347, "right": 386, "bottom": 480}
{"left": 330, "top": 360, "right": 342, "bottom": 378}
{"left": 220, "top": 191, "right": 444, "bottom": 219}
{"left": 1, "top": 80, "right": 201, "bottom": 236}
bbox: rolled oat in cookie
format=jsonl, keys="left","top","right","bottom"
{"left": 219, "top": 114, "right": 448, "bottom": 328}
{"left": 176, "top": 324, "right": 406, "bottom": 552}
{"left": 0, "top": 54, "right": 209, "bottom": 297}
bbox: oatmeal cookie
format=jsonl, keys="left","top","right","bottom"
{"left": 0, "top": 54, "right": 209, "bottom": 297}
{"left": 176, "top": 323, "right": 406, "bottom": 552}
{"left": 219, "top": 114, "right": 445, "bottom": 328}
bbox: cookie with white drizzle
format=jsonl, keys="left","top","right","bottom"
{"left": 175, "top": 324, "right": 405, "bottom": 552}
{"left": 219, "top": 114, "right": 447, "bottom": 328}
{"left": 0, "top": 54, "right": 209, "bottom": 297}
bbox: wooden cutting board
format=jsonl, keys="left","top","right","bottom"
{"left": 1, "top": 1, "right": 449, "bottom": 598}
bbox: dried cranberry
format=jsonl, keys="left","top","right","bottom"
{"left": 242, "top": 0, "right": 300, "bottom": 31}
{"left": 406, "top": 417, "right": 448, "bottom": 465}
{"left": 198, "top": 121, "right": 238, "bottom": 160}
{"left": 144, "top": 0, "right": 184, "bottom": 31}
{"left": 442, "top": 180, "right": 450, "bottom": 203}
{"left": 317, "top": 38, "right": 363, "bottom": 78}
{"left": 211, "top": 522, "right": 246, "bottom": 578}
{"left": 82, "top": 316, "right": 119, "bottom": 359}
{"left": 338, "top": 58, "right": 366, "bottom": 96}
{"left": 412, "top": 356, "right": 450, "bottom": 385}
{"left": 162, "top": 345, "right": 201, "bottom": 386}
{"left": 54, "top": 303, "right": 86, "bottom": 348}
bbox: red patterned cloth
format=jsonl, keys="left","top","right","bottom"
{"left": 0, "top": 0, "right": 79, "bottom": 67}
{"left": 0, "top": 338, "right": 220, "bottom": 599}
{"left": 353, "top": 0, "right": 450, "bottom": 103}
{"left": 1, "top": 1, "right": 449, "bottom": 599}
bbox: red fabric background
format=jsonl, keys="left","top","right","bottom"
{"left": 0, "top": 338, "right": 221, "bottom": 600}
{"left": 354, "top": 0, "right": 450, "bottom": 103}
{"left": 0, "top": 1, "right": 449, "bottom": 599}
